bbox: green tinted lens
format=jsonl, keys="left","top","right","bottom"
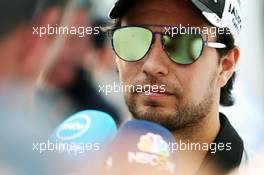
{"left": 163, "top": 34, "right": 203, "bottom": 64}
{"left": 113, "top": 27, "right": 153, "bottom": 61}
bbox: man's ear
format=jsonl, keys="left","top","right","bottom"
{"left": 218, "top": 47, "right": 240, "bottom": 87}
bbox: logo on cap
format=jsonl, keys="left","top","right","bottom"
{"left": 198, "top": 0, "right": 226, "bottom": 18}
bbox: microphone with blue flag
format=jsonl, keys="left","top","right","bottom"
{"left": 49, "top": 110, "right": 117, "bottom": 175}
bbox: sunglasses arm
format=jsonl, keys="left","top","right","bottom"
{"left": 205, "top": 42, "right": 227, "bottom": 49}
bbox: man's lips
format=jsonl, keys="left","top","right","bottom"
{"left": 130, "top": 83, "right": 177, "bottom": 97}
{"left": 140, "top": 89, "right": 175, "bottom": 98}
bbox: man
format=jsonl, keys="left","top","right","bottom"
{"left": 108, "top": 0, "right": 245, "bottom": 174}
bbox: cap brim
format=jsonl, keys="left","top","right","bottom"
{"left": 109, "top": 4, "right": 120, "bottom": 19}
{"left": 109, "top": 0, "right": 134, "bottom": 19}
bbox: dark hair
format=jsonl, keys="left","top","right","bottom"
{"left": 92, "top": 18, "right": 108, "bottom": 49}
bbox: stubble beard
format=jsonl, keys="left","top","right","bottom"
{"left": 124, "top": 74, "right": 217, "bottom": 132}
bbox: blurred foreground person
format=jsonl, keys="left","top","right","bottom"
{"left": 38, "top": 1, "right": 120, "bottom": 125}
{"left": 0, "top": 0, "right": 68, "bottom": 174}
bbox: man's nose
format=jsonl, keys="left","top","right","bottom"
{"left": 141, "top": 35, "right": 170, "bottom": 77}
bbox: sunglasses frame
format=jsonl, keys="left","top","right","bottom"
{"left": 109, "top": 25, "right": 227, "bottom": 65}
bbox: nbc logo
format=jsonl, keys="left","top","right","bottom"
{"left": 127, "top": 133, "right": 175, "bottom": 173}
{"left": 137, "top": 133, "right": 170, "bottom": 157}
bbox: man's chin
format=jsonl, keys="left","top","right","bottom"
{"left": 142, "top": 104, "right": 170, "bottom": 113}
{"left": 132, "top": 104, "right": 175, "bottom": 121}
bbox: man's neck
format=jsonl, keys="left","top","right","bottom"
{"left": 172, "top": 108, "right": 220, "bottom": 175}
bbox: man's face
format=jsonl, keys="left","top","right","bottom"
{"left": 116, "top": 0, "right": 221, "bottom": 131}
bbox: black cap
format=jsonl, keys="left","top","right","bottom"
{"left": 109, "top": 0, "right": 135, "bottom": 19}
{"left": 108, "top": 0, "right": 242, "bottom": 38}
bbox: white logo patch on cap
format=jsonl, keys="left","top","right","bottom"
{"left": 202, "top": 0, "right": 242, "bottom": 38}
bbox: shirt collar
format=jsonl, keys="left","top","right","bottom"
{"left": 197, "top": 113, "right": 244, "bottom": 174}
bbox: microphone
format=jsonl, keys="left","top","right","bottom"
{"left": 102, "top": 120, "right": 177, "bottom": 175}
{"left": 49, "top": 110, "right": 117, "bottom": 175}
{"left": 50, "top": 110, "right": 117, "bottom": 145}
